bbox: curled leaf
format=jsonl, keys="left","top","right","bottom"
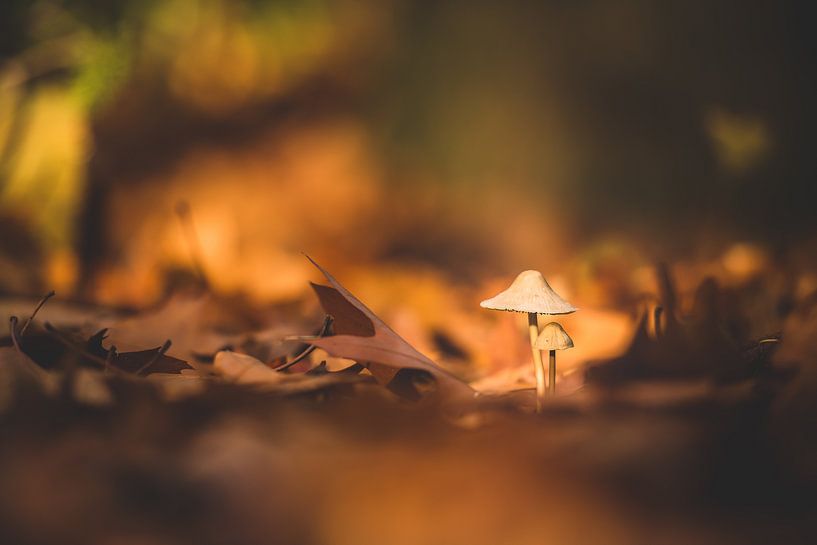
{"left": 302, "top": 256, "right": 475, "bottom": 401}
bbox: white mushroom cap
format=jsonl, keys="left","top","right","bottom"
{"left": 480, "top": 270, "right": 577, "bottom": 315}
{"left": 534, "top": 322, "right": 574, "bottom": 350}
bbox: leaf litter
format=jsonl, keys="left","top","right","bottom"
{"left": 1, "top": 257, "right": 817, "bottom": 545}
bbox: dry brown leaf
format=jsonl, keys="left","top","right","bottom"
{"left": 214, "top": 351, "right": 287, "bottom": 386}
{"left": 86, "top": 330, "right": 193, "bottom": 375}
{"left": 303, "top": 256, "right": 475, "bottom": 401}
{"left": 109, "top": 347, "right": 192, "bottom": 375}
{"left": 586, "top": 268, "right": 753, "bottom": 385}
{"left": 213, "top": 350, "right": 360, "bottom": 394}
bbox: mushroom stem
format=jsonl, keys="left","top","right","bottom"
{"left": 528, "top": 313, "right": 546, "bottom": 412}
{"left": 548, "top": 349, "right": 556, "bottom": 396}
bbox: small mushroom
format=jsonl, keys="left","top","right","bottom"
{"left": 480, "top": 270, "right": 577, "bottom": 412}
{"left": 535, "top": 322, "right": 574, "bottom": 396}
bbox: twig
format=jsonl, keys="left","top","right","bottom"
{"left": 9, "top": 316, "right": 22, "bottom": 353}
{"left": 135, "top": 340, "right": 172, "bottom": 375}
{"left": 175, "top": 201, "right": 210, "bottom": 289}
{"left": 273, "top": 315, "right": 333, "bottom": 372}
{"left": 20, "top": 290, "right": 55, "bottom": 336}
{"left": 43, "top": 322, "right": 112, "bottom": 371}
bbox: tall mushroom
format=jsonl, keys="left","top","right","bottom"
{"left": 535, "top": 322, "right": 574, "bottom": 396}
{"left": 480, "top": 270, "right": 577, "bottom": 412}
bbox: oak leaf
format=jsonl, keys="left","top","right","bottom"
{"left": 302, "top": 256, "right": 475, "bottom": 401}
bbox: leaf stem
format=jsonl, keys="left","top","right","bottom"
{"left": 274, "top": 315, "right": 333, "bottom": 371}
{"left": 43, "top": 322, "right": 114, "bottom": 371}
{"left": 135, "top": 340, "right": 172, "bottom": 375}
{"left": 20, "top": 290, "right": 55, "bottom": 336}
{"left": 9, "top": 316, "right": 22, "bottom": 353}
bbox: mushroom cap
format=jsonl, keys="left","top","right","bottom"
{"left": 479, "top": 270, "right": 577, "bottom": 315}
{"left": 534, "top": 322, "right": 574, "bottom": 350}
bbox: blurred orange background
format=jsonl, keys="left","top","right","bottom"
{"left": 2, "top": 0, "right": 815, "bottom": 379}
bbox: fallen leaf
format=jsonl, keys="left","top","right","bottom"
{"left": 585, "top": 267, "right": 756, "bottom": 385}
{"left": 110, "top": 347, "right": 192, "bottom": 375}
{"left": 86, "top": 330, "right": 193, "bottom": 375}
{"left": 103, "top": 295, "right": 225, "bottom": 360}
{"left": 213, "top": 350, "right": 361, "bottom": 394}
{"left": 306, "top": 361, "right": 365, "bottom": 376}
{"left": 303, "top": 256, "right": 475, "bottom": 401}
{"left": 214, "top": 351, "right": 286, "bottom": 385}
{"left": 310, "top": 283, "right": 374, "bottom": 336}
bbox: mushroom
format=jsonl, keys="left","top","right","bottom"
{"left": 480, "top": 270, "right": 577, "bottom": 412}
{"left": 534, "top": 322, "right": 574, "bottom": 396}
